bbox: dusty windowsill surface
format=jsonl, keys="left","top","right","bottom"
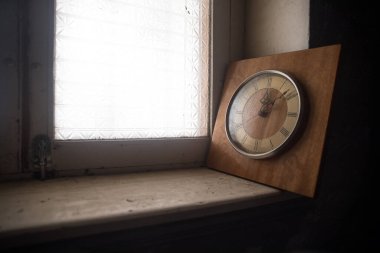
{"left": 0, "top": 167, "right": 297, "bottom": 248}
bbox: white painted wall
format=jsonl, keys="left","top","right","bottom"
{"left": 245, "top": 0, "right": 309, "bottom": 58}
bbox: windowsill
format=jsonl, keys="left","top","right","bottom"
{"left": 0, "top": 167, "right": 299, "bottom": 248}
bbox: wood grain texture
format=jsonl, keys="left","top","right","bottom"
{"left": 207, "top": 45, "right": 341, "bottom": 197}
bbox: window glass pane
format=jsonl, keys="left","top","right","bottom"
{"left": 54, "top": 0, "right": 209, "bottom": 140}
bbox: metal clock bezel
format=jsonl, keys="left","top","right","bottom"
{"left": 225, "top": 69, "right": 306, "bottom": 159}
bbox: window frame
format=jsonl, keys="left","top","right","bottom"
{"left": 25, "top": 0, "right": 244, "bottom": 174}
{"left": 51, "top": 0, "right": 211, "bottom": 171}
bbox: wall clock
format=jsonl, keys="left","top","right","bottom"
{"left": 225, "top": 70, "right": 306, "bottom": 159}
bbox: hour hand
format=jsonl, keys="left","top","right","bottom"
{"left": 260, "top": 88, "right": 272, "bottom": 105}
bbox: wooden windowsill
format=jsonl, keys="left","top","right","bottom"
{"left": 0, "top": 167, "right": 298, "bottom": 249}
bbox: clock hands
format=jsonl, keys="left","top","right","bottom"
{"left": 258, "top": 88, "right": 289, "bottom": 117}
{"left": 243, "top": 88, "right": 290, "bottom": 123}
{"left": 272, "top": 88, "right": 289, "bottom": 103}
{"left": 258, "top": 88, "right": 274, "bottom": 117}
{"left": 260, "top": 87, "right": 272, "bottom": 105}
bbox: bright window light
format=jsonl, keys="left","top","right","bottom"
{"left": 54, "top": 0, "right": 209, "bottom": 140}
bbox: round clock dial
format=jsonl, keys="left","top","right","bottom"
{"left": 225, "top": 70, "right": 306, "bottom": 159}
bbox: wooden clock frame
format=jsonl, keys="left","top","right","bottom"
{"left": 207, "top": 45, "right": 341, "bottom": 197}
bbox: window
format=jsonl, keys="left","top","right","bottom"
{"left": 54, "top": 0, "right": 209, "bottom": 140}
{"left": 23, "top": 0, "right": 237, "bottom": 174}
{"left": 45, "top": 0, "right": 210, "bottom": 171}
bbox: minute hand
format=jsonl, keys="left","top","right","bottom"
{"left": 271, "top": 89, "right": 289, "bottom": 104}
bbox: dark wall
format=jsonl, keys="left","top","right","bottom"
{"left": 288, "top": 0, "right": 374, "bottom": 251}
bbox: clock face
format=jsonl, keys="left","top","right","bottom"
{"left": 225, "top": 70, "right": 305, "bottom": 159}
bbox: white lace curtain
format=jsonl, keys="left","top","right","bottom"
{"left": 54, "top": 0, "right": 209, "bottom": 140}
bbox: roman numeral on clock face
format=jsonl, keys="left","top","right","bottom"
{"left": 285, "top": 90, "right": 298, "bottom": 101}
{"left": 280, "top": 127, "right": 290, "bottom": 137}
{"left": 279, "top": 79, "right": 287, "bottom": 90}
{"left": 266, "top": 76, "right": 272, "bottom": 87}
{"left": 287, "top": 112, "right": 298, "bottom": 117}
{"left": 253, "top": 140, "right": 259, "bottom": 152}
{"left": 241, "top": 134, "right": 248, "bottom": 144}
